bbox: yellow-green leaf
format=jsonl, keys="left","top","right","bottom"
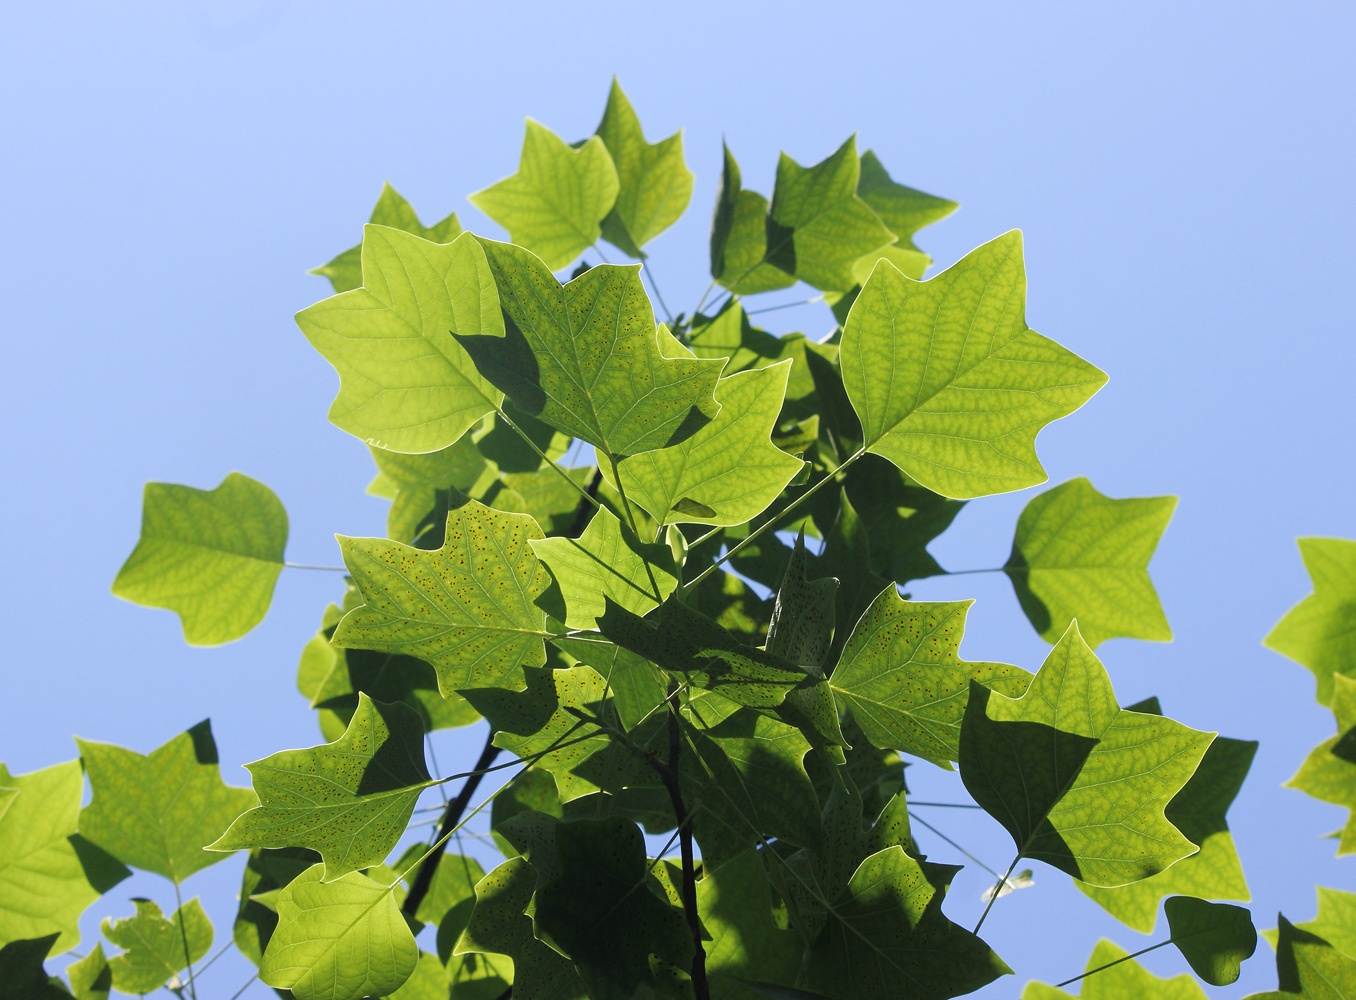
{"left": 1286, "top": 673, "right": 1356, "bottom": 854}
{"left": 310, "top": 182, "right": 462, "bottom": 293}
{"left": 710, "top": 143, "right": 798, "bottom": 296}
{"left": 1022, "top": 939, "right": 1208, "bottom": 999}
{"left": 102, "top": 898, "right": 211, "bottom": 995}
{"left": 1266, "top": 537, "right": 1356, "bottom": 706}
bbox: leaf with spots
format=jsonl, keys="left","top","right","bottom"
{"left": 209, "top": 694, "right": 434, "bottom": 881}
{"left": 1266, "top": 537, "right": 1356, "bottom": 706}
{"left": 112, "top": 472, "right": 287, "bottom": 645}
{"left": 765, "top": 531, "right": 839, "bottom": 670}
{"left": 102, "top": 898, "right": 212, "bottom": 996}
{"left": 1247, "top": 915, "right": 1356, "bottom": 1000}
{"left": 333, "top": 497, "right": 555, "bottom": 695}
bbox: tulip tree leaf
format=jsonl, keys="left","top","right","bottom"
{"left": 311, "top": 182, "right": 463, "bottom": 293}
{"left": 710, "top": 144, "right": 798, "bottom": 295}
{"left": 812, "top": 489, "right": 888, "bottom": 669}
{"left": 1266, "top": 537, "right": 1356, "bottom": 707}
{"left": 333, "top": 499, "right": 554, "bottom": 695}
{"left": 0, "top": 935, "right": 68, "bottom": 1000}
{"left": 0, "top": 761, "right": 130, "bottom": 952}
{"left": 210, "top": 694, "right": 433, "bottom": 880}
{"left": 839, "top": 231, "right": 1107, "bottom": 499}
{"left": 1286, "top": 673, "right": 1356, "bottom": 854}
{"left": 830, "top": 590, "right": 1032, "bottom": 765}
{"left": 461, "top": 239, "right": 722, "bottom": 459}
{"left": 296, "top": 227, "right": 503, "bottom": 454}
{"left": 1022, "top": 939, "right": 1208, "bottom": 1000}
{"left": 764, "top": 136, "right": 896, "bottom": 292}
{"left": 76, "top": 720, "right": 255, "bottom": 883}
{"left": 1250, "top": 915, "right": 1356, "bottom": 1000}
{"left": 550, "top": 634, "right": 667, "bottom": 730}
{"left": 1005, "top": 477, "right": 1177, "bottom": 648}
{"left": 959, "top": 623, "right": 1214, "bottom": 887}
{"left": 112, "top": 472, "right": 287, "bottom": 645}
{"left": 608, "top": 362, "right": 805, "bottom": 527}
{"left": 367, "top": 433, "right": 488, "bottom": 544}
{"left": 232, "top": 846, "right": 320, "bottom": 968}
{"left": 686, "top": 301, "right": 829, "bottom": 408}
{"left": 1286, "top": 888, "right": 1356, "bottom": 961}
{"left": 1163, "top": 896, "right": 1256, "bottom": 987}
{"left": 66, "top": 942, "right": 112, "bottom": 1000}
{"left": 1078, "top": 699, "right": 1255, "bottom": 932}
{"left": 531, "top": 506, "right": 678, "bottom": 629}
{"left": 695, "top": 851, "right": 802, "bottom": 997}
{"left": 765, "top": 531, "right": 839, "bottom": 670}
{"left": 857, "top": 151, "right": 957, "bottom": 255}
{"left": 595, "top": 79, "right": 693, "bottom": 256}
{"left": 102, "top": 898, "right": 212, "bottom": 996}
{"left": 260, "top": 864, "right": 418, "bottom": 1000}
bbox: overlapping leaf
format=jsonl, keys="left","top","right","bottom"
{"left": 1286, "top": 673, "right": 1356, "bottom": 854}
{"left": 1005, "top": 477, "right": 1176, "bottom": 647}
{"left": 333, "top": 498, "right": 554, "bottom": 694}
{"left": 687, "top": 302, "right": 829, "bottom": 411}
{"left": 311, "top": 182, "right": 463, "bottom": 293}
{"left": 1266, "top": 537, "right": 1356, "bottom": 706}
{"left": 0, "top": 935, "right": 68, "bottom": 1000}
{"left": 839, "top": 231, "right": 1107, "bottom": 498}
{"left": 76, "top": 719, "right": 255, "bottom": 883}
{"left": 366, "top": 432, "right": 488, "bottom": 543}
{"left": 857, "top": 151, "right": 957, "bottom": 259}
{"left": 695, "top": 851, "right": 802, "bottom": 998}
{"left": 112, "top": 472, "right": 286, "bottom": 645}
{"left": 65, "top": 942, "right": 111, "bottom": 1000}
{"left": 470, "top": 119, "right": 619, "bottom": 270}
{"left": 210, "top": 694, "right": 434, "bottom": 880}
{"left": 765, "top": 531, "right": 838, "bottom": 670}
{"left": 959, "top": 623, "right": 1214, "bottom": 886}
{"left": 102, "top": 898, "right": 212, "bottom": 995}
{"left": 813, "top": 489, "right": 888, "bottom": 667}
{"left": 710, "top": 144, "right": 797, "bottom": 295}
{"left": 1246, "top": 915, "right": 1356, "bottom": 1000}
{"left": 296, "top": 227, "right": 503, "bottom": 453}
{"left": 1285, "top": 887, "right": 1356, "bottom": 961}
{"left": 1023, "top": 939, "right": 1208, "bottom": 999}
{"left": 232, "top": 846, "right": 319, "bottom": 967}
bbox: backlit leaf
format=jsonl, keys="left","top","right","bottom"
{"left": 551, "top": 634, "right": 668, "bottom": 729}
{"left": 1286, "top": 887, "right": 1356, "bottom": 961}
{"left": 696, "top": 851, "right": 802, "bottom": 999}
{"left": 1022, "top": 939, "right": 1208, "bottom": 1000}
{"left": 839, "top": 232, "right": 1107, "bottom": 498}
{"left": 1266, "top": 537, "right": 1356, "bottom": 706}
{"left": 210, "top": 694, "right": 433, "bottom": 880}
{"left": 102, "top": 897, "right": 211, "bottom": 995}
{"left": 812, "top": 489, "right": 888, "bottom": 668}
{"left": 1246, "top": 915, "right": 1356, "bottom": 1000}
{"left": 1164, "top": 896, "right": 1256, "bottom": 987}
{"left": 856, "top": 151, "right": 957, "bottom": 256}
{"left": 112, "top": 472, "right": 286, "bottom": 645}
{"left": 1005, "top": 477, "right": 1176, "bottom": 648}
{"left": 367, "top": 432, "right": 488, "bottom": 543}
{"left": 765, "top": 531, "right": 838, "bottom": 670}
{"left": 65, "top": 942, "right": 111, "bottom": 1000}
{"left": 232, "top": 846, "right": 319, "bottom": 967}
{"left": 1286, "top": 673, "right": 1356, "bottom": 854}
{"left": 710, "top": 144, "right": 797, "bottom": 295}
{"left": 296, "top": 227, "right": 503, "bottom": 454}
{"left": 311, "top": 182, "right": 462, "bottom": 293}
{"left": 686, "top": 301, "right": 829, "bottom": 413}
{"left": 76, "top": 719, "right": 255, "bottom": 882}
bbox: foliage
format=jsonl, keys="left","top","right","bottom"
{"left": 14, "top": 78, "right": 1355, "bottom": 1000}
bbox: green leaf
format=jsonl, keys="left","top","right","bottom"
{"left": 532, "top": 817, "right": 691, "bottom": 1000}
{"left": 112, "top": 472, "right": 287, "bottom": 645}
{"left": 765, "top": 531, "right": 838, "bottom": 670}
{"left": 494, "top": 466, "right": 597, "bottom": 536}
{"left": 210, "top": 694, "right": 433, "bottom": 880}
{"left": 839, "top": 232, "right": 1107, "bottom": 498}
{"left": 710, "top": 143, "right": 797, "bottom": 295}
{"left": 383, "top": 951, "right": 449, "bottom": 1000}
{"left": 830, "top": 590, "right": 1032, "bottom": 765}
{"left": 1289, "top": 888, "right": 1356, "bottom": 961}
{"left": 1022, "top": 939, "right": 1208, "bottom": 1000}
{"left": 469, "top": 119, "right": 619, "bottom": 270}
{"left": 455, "top": 856, "right": 587, "bottom": 1000}
{"left": 474, "top": 398, "right": 574, "bottom": 474}
{"left": 392, "top": 845, "right": 484, "bottom": 928}
{"left": 0, "top": 935, "right": 68, "bottom": 1000}
{"left": 334, "top": 498, "right": 555, "bottom": 694}
{"left": 1078, "top": 701, "right": 1256, "bottom": 932}
{"left": 367, "top": 432, "right": 488, "bottom": 543}
{"left": 296, "top": 227, "right": 503, "bottom": 454}
{"left": 232, "top": 847, "right": 319, "bottom": 967}
{"left": 1286, "top": 673, "right": 1356, "bottom": 853}
{"left": 812, "top": 489, "right": 888, "bottom": 668}
{"left": 551, "top": 635, "right": 668, "bottom": 730}
{"left": 102, "top": 897, "right": 212, "bottom": 995}
{"left": 311, "top": 182, "right": 463, "bottom": 293}
{"left": 75, "top": 719, "right": 254, "bottom": 883}
{"left": 595, "top": 79, "right": 693, "bottom": 256}
{"left": 687, "top": 303, "right": 829, "bottom": 412}
{"left": 0, "top": 761, "right": 129, "bottom": 952}
{"left": 765, "top": 136, "right": 895, "bottom": 292}
{"left": 1005, "top": 477, "right": 1177, "bottom": 648}
{"left": 696, "top": 851, "right": 802, "bottom": 998}
{"left": 1266, "top": 538, "right": 1356, "bottom": 706}
{"left": 958, "top": 623, "right": 1213, "bottom": 886}
{"left": 1163, "top": 896, "right": 1256, "bottom": 986}
{"left": 1249, "top": 915, "right": 1356, "bottom": 1000}
{"left": 856, "top": 151, "right": 957, "bottom": 256}
{"left": 607, "top": 362, "right": 804, "bottom": 527}
{"left": 65, "top": 942, "right": 111, "bottom": 1000}
{"left": 531, "top": 505, "right": 678, "bottom": 629}
{"left": 462, "top": 239, "right": 722, "bottom": 459}
{"left": 260, "top": 863, "right": 418, "bottom": 1000}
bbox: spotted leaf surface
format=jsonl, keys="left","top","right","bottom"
{"left": 1266, "top": 537, "right": 1356, "bottom": 706}
{"left": 209, "top": 694, "right": 433, "bottom": 881}
{"left": 765, "top": 530, "right": 839, "bottom": 670}
{"left": 334, "top": 498, "right": 554, "bottom": 695}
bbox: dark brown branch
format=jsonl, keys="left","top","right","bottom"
{"left": 402, "top": 729, "right": 501, "bottom": 919}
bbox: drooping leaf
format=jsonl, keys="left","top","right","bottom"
{"left": 260, "top": 864, "right": 418, "bottom": 1000}
{"left": 594, "top": 79, "right": 693, "bottom": 256}
{"left": 0, "top": 761, "right": 129, "bottom": 952}
{"left": 469, "top": 119, "right": 619, "bottom": 270}
{"left": 65, "top": 942, "right": 111, "bottom": 1000}
{"left": 1286, "top": 672, "right": 1356, "bottom": 854}
{"left": 839, "top": 232, "right": 1107, "bottom": 498}
{"left": 296, "top": 227, "right": 503, "bottom": 454}
{"left": 812, "top": 489, "right": 888, "bottom": 668}
{"left": 764, "top": 136, "right": 895, "bottom": 292}
{"left": 1266, "top": 538, "right": 1356, "bottom": 706}
{"left": 710, "top": 143, "right": 797, "bottom": 295}
{"left": 232, "top": 846, "right": 319, "bottom": 967}
{"left": 102, "top": 897, "right": 212, "bottom": 995}
{"left": 765, "top": 531, "right": 839, "bottom": 670}
{"left": 696, "top": 851, "right": 802, "bottom": 999}
{"left": 75, "top": 719, "right": 255, "bottom": 883}
{"left": 1005, "top": 477, "right": 1177, "bottom": 648}
{"left": 460, "top": 239, "right": 722, "bottom": 459}
{"left": 532, "top": 817, "right": 692, "bottom": 1000}
{"left": 112, "top": 472, "right": 286, "bottom": 645}
{"left": 959, "top": 623, "right": 1214, "bottom": 886}
{"left": 333, "top": 498, "right": 554, "bottom": 695}
{"left": 1078, "top": 698, "right": 1255, "bottom": 931}
{"left": 830, "top": 590, "right": 1032, "bottom": 765}
{"left": 1162, "top": 896, "right": 1256, "bottom": 987}
{"left": 1247, "top": 915, "right": 1356, "bottom": 1000}
{"left": 210, "top": 694, "right": 433, "bottom": 880}
{"left": 456, "top": 857, "right": 588, "bottom": 1000}
{"left": 1022, "top": 939, "right": 1208, "bottom": 1000}
{"left": 367, "top": 432, "right": 488, "bottom": 544}
{"left": 0, "top": 935, "right": 68, "bottom": 1000}
{"left": 310, "top": 182, "right": 463, "bottom": 293}
{"left": 608, "top": 362, "right": 804, "bottom": 527}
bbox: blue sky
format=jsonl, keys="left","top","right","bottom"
{"left": 2, "top": 2, "right": 1354, "bottom": 996}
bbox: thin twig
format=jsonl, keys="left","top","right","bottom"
{"left": 496, "top": 407, "right": 598, "bottom": 510}
{"left": 973, "top": 855, "right": 1020, "bottom": 935}
{"left": 644, "top": 263, "right": 675, "bottom": 324}
{"left": 1053, "top": 940, "right": 1170, "bottom": 989}
{"left": 172, "top": 881, "right": 198, "bottom": 1000}
{"left": 908, "top": 801, "right": 984, "bottom": 809}
{"left": 907, "top": 811, "right": 1003, "bottom": 880}
{"left": 284, "top": 562, "right": 346, "bottom": 572}
{"left": 226, "top": 974, "right": 258, "bottom": 1000}
{"left": 746, "top": 297, "right": 822, "bottom": 315}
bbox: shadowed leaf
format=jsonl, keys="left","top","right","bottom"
{"left": 1286, "top": 673, "right": 1356, "bottom": 855}
{"left": 710, "top": 144, "right": 797, "bottom": 295}
{"left": 1164, "top": 896, "right": 1256, "bottom": 986}
{"left": 1022, "top": 939, "right": 1208, "bottom": 999}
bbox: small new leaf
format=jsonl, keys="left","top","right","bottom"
{"left": 1266, "top": 537, "right": 1356, "bottom": 706}
{"left": 311, "top": 182, "right": 462, "bottom": 293}
{"left": 102, "top": 898, "right": 212, "bottom": 996}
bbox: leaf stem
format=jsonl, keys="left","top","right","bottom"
{"left": 684, "top": 448, "right": 866, "bottom": 591}
{"left": 608, "top": 454, "right": 662, "bottom": 602}
{"left": 693, "top": 280, "right": 718, "bottom": 318}
{"left": 1053, "top": 939, "right": 1170, "bottom": 989}
{"left": 937, "top": 567, "right": 1004, "bottom": 577}
{"left": 172, "top": 880, "right": 199, "bottom": 1000}
{"left": 496, "top": 407, "right": 599, "bottom": 511}
{"left": 658, "top": 683, "right": 710, "bottom": 1000}
{"left": 908, "top": 801, "right": 984, "bottom": 809}
{"left": 182, "top": 940, "right": 234, "bottom": 987}
{"left": 745, "top": 297, "right": 823, "bottom": 315}
{"left": 643, "top": 262, "right": 676, "bottom": 324}
{"left": 907, "top": 810, "right": 1003, "bottom": 880}
{"left": 973, "top": 855, "right": 1020, "bottom": 935}
{"left": 227, "top": 973, "right": 258, "bottom": 1000}
{"left": 283, "top": 562, "right": 346, "bottom": 572}
{"left": 566, "top": 469, "right": 604, "bottom": 537}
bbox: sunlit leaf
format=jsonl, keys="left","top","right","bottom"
{"left": 1246, "top": 915, "right": 1356, "bottom": 1000}
{"left": 65, "top": 942, "right": 111, "bottom": 1000}
{"left": 232, "top": 846, "right": 319, "bottom": 967}
{"left": 102, "top": 898, "right": 211, "bottom": 995}
{"left": 1286, "top": 673, "right": 1356, "bottom": 854}
{"left": 710, "top": 143, "right": 797, "bottom": 295}
{"left": 1284, "top": 887, "right": 1356, "bottom": 961}
{"left": 310, "top": 182, "right": 462, "bottom": 293}
{"left": 1266, "top": 537, "right": 1356, "bottom": 706}
{"left": 1022, "top": 939, "right": 1208, "bottom": 1000}
{"left": 696, "top": 851, "right": 802, "bottom": 999}
{"left": 367, "top": 432, "right": 488, "bottom": 543}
